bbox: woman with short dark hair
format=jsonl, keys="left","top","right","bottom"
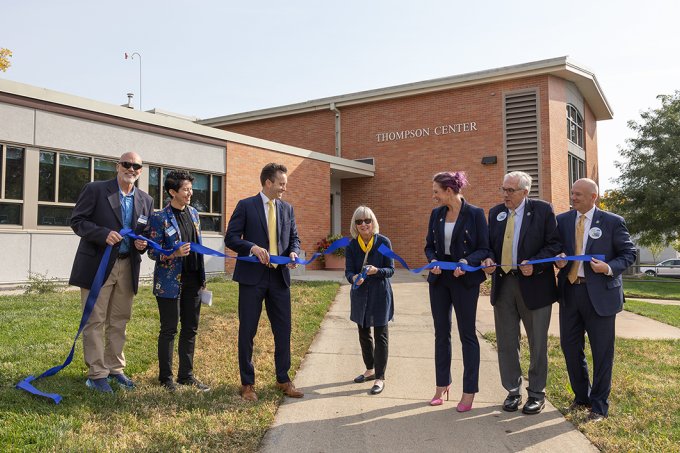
{"left": 147, "top": 170, "right": 209, "bottom": 392}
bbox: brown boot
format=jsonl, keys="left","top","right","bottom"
{"left": 240, "top": 384, "right": 258, "bottom": 401}
{"left": 276, "top": 381, "right": 304, "bottom": 398}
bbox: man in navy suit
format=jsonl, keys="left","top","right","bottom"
{"left": 481, "top": 171, "right": 561, "bottom": 414}
{"left": 225, "top": 163, "right": 302, "bottom": 401}
{"left": 555, "top": 178, "right": 636, "bottom": 422}
{"left": 69, "top": 151, "right": 154, "bottom": 393}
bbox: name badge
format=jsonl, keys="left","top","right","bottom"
{"left": 137, "top": 215, "right": 148, "bottom": 225}
{"left": 167, "top": 226, "right": 177, "bottom": 237}
{"left": 589, "top": 227, "right": 602, "bottom": 239}
{"left": 496, "top": 211, "right": 507, "bottom": 222}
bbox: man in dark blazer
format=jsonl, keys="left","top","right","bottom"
{"left": 69, "top": 151, "right": 153, "bottom": 393}
{"left": 225, "top": 162, "right": 302, "bottom": 401}
{"left": 482, "top": 171, "right": 561, "bottom": 414}
{"left": 555, "top": 178, "right": 636, "bottom": 422}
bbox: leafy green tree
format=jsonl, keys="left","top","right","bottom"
{"left": 0, "top": 48, "right": 11, "bottom": 72}
{"left": 615, "top": 91, "right": 680, "bottom": 245}
{"left": 647, "top": 242, "right": 665, "bottom": 263}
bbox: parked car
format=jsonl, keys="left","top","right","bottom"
{"left": 639, "top": 259, "right": 680, "bottom": 277}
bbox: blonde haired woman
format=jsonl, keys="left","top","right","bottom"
{"left": 344, "top": 206, "right": 394, "bottom": 395}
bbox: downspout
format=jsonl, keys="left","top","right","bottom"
{"left": 330, "top": 102, "right": 341, "bottom": 157}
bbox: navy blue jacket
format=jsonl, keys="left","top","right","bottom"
{"left": 424, "top": 199, "right": 489, "bottom": 287}
{"left": 224, "top": 194, "right": 300, "bottom": 287}
{"left": 344, "top": 234, "right": 394, "bottom": 327}
{"left": 556, "top": 208, "right": 636, "bottom": 316}
{"left": 488, "top": 198, "right": 561, "bottom": 309}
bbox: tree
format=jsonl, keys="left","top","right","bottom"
{"left": 0, "top": 48, "right": 11, "bottom": 72}
{"left": 614, "top": 91, "right": 680, "bottom": 246}
{"left": 647, "top": 242, "right": 664, "bottom": 263}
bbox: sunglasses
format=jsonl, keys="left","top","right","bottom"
{"left": 355, "top": 218, "right": 373, "bottom": 225}
{"left": 119, "top": 161, "right": 143, "bottom": 171}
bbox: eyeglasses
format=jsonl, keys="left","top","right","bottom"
{"left": 119, "top": 161, "right": 143, "bottom": 171}
{"left": 499, "top": 187, "right": 520, "bottom": 194}
{"left": 355, "top": 218, "right": 373, "bottom": 225}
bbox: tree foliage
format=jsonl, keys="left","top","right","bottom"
{"left": 0, "top": 48, "right": 11, "bottom": 72}
{"left": 615, "top": 91, "right": 680, "bottom": 246}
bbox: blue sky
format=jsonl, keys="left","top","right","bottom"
{"left": 3, "top": 0, "right": 680, "bottom": 191}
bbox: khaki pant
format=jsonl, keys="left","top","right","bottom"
{"left": 80, "top": 257, "right": 134, "bottom": 379}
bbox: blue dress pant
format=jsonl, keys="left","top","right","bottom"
{"left": 238, "top": 267, "right": 291, "bottom": 385}
{"left": 560, "top": 282, "right": 616, "bottom": 416}
{"left": 429, "top": 271, "right": 480, "bottom": 393}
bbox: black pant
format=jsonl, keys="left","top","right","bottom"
{"left": 560, "top": 282, "right": 616, "bottom": 416}
{"left": 429, "top": 272, "right": 480, "bottom": 393}
{"left": 157, "top": 272, "right": 202, "bottom": 383}
{"left": 358, "top": 324, "right": 389, "bottom": 380}
{"left": 238, "top": 267, "right": 291, "bottom": 385}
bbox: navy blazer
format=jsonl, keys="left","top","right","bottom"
{"left": 424, "top": 199, "right": 489, "bottom": 287}
{"left": 488, "top": 198, "right": 561, "bottom": 309}
{"left": 556, "top": 208, "right": 636, "bottom": 316}
{"left": 344, "top": 234, "right": 395, "bottom": 327}
{"left": 224, "top": 194, "right": 301, "bottom": 287}
{"left": 69, "top": 178, "right": 153, "bottom": 294}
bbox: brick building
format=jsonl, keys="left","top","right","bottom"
{"left": 201, "top": 56, "right": 612, "bottom": 268}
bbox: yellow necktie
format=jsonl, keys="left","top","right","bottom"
{"left": 568, "top": 214, "right": 586, "bottom": 283}
{"left": 268, "top": 200, "right": 278, "bottom": 268}
{"left": 501, "top": 210, "right": 515, "bottom": 274}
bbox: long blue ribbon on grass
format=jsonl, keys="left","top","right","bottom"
{"left": 377, "top": 243, "right": 605, "bottom": 274}
{"left": 16, "top": 231, "right": 349, "bottom": 403}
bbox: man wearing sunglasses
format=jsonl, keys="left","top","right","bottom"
{"left": 69, "top": 152, "right": 154, "bottom": 393}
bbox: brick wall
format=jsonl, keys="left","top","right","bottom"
{"left": 220, "top": 75, "right": 599, "bottom": 267}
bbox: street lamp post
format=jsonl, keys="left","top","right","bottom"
{"left": 125, "top": 52, "right": 142, "bottom": 111}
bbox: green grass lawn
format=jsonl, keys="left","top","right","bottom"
{"left": 623, "top": 276, "right": 680, "bottom": 299}
{"left": 482, "top": 332, "right": 680, "bottom": 452}
{"left": 625, "top": 299, "right": 680, "bottom": 328}
{"left": 0, "top": 280, "right": 339, "bottom": 452}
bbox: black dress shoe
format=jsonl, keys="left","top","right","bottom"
{"left": 587, "top": 411, "right": 606, "bottom": 422}
{"left": 370, "top": 381, "right": 384, "bottom": 394}
{"left": 522, "top": 396, "right": 545, "bottom": 414}
{"left": 353, "top": 373, "right": 375, "bottom": 383}
{"left": 503, "top": 395, "right": 522, "bottom": 412}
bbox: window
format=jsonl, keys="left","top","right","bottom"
{"left": 37, "top": 150, "right": 117, "bottom": 226}
{"left": 568, "top": 154, "right": 585, "bottom": 191}
{"left": 148, "top": 165, "right": 223, "bottom": 232}
{"left": 0, "top": 144, "right": 25, "bottom": 225}
{"left": 567, "top": 104, "right": 584, "bottom": 148}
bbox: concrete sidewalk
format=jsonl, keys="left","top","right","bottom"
{"left": 263, "top": 271, "right": 597, "bottom": 452}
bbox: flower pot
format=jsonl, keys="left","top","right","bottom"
{"left": 323, "top": 253, "right": 345, "bottom": 270}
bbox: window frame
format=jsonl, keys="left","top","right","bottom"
{"left": 0, "top": 143, "right": 25, "bottom": 226}
{"left": 567, "top": 104, "right": 584, "bottom": 148}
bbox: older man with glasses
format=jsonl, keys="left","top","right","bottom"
{"left": 481, "top": 171, "right": 561, "bottom": 415}
{"left": 69, "top": 151, "right": 154, "bottom": 393}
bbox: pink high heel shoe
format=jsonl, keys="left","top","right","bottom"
{"left": 456, "top": 394, "right": 475, "bottom": 412}
{"left": 429, "top": 385, "right": 450, "bottom": 406}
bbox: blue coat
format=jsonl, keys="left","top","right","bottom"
{"left": 556, "top": 208, "right": 636, "bottom": 316}
{"left": 147, "top": 204, "right": 206, "bottom": 299}
{"left": 224, "top": 194, "right": 300, "bottom": 287}
{"left": 424, "top": 199, "right": 489, "bottom": 287}
{"left": 488, "top": 198, "right": 561, "bottom": 309}
{"left": 344, "top": 234, "right": 395, "bottom": 327}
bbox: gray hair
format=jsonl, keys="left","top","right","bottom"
{"left": 349, "top": 205, "right": 380, "bottom": 239}
{"left": 504, "top": 171, "right": 532, "bottom": 193}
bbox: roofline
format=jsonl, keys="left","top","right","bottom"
{"left": 199, "top": 56, "right": 613, "bottom": 126}
{"left": 0, "top": 77, "right": 374, "bottom": 177}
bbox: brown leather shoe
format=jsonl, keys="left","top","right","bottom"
{"left": 276, "top": 381, "right": 304, "bottom": 398}
{"left": 240, "top": 384, "right": 258, "bottom": 401}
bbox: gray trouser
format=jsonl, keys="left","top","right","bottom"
{"left": 493, "top": 274, "right": 552, "bottom": 399}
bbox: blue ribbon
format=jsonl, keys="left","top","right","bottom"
{"left": 377, "top": 244, "right": 605, "bottom": 274}
{"left": 351, "top": 267, "right": 369, "bottom": 290}
{"left": 16, "top": 232, "right": 351, "bottom": 403}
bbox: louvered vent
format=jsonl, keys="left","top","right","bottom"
{"left": 504, "top": 90, "right": 539, "bottom": 197}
